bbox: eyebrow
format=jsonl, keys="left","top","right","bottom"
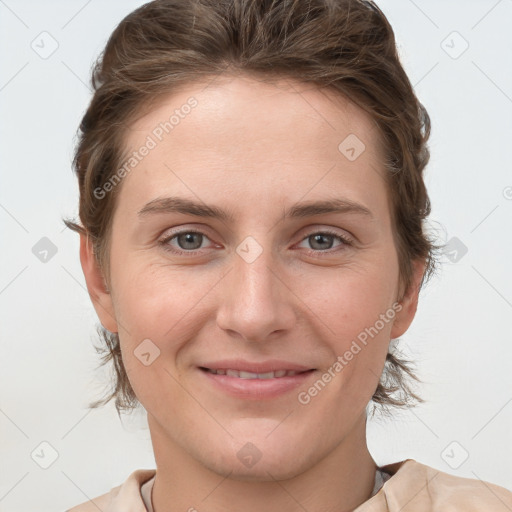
{"left": 137, "top": 196, "right": 374, "bottom": 222}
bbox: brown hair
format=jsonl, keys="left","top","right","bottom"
{"left": 64, "top": 0, "right": 442, "bottom": 416}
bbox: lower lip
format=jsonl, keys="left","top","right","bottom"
{"left": 199, "top": 368, "right": 316, "bottom": 399}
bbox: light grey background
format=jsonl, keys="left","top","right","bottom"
{"left": 1, "top": 1, "right": 511, "bottom": 511}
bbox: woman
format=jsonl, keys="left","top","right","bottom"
{"left": 64, "top": 0, "right": 512, "bottom": 510}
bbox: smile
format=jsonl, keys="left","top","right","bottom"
{"left": 201, "top": 368, "right": 308, "bottom": 379}
{"left": 198, "top": 366, "right": 316, "bottom": 399}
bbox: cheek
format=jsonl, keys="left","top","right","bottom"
{"left": 302, "top": 288, "right": 396, "bottom": 417}
{"left": 111, "top": 260, "right": 220, "bottom": 364}
{"left": 308, "top": 261, "right": 398, "bottom": 337}
{"left": 112, "top": 263, "right": 203, "bottom": 409}
{"left": 307, "top": 262, "right": 398, "bottom": 395}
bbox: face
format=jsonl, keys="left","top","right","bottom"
{"left": 82, "top": 74, "right": 423, "bottom": 480}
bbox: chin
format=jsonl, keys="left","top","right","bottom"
{"left": 198, "top": 434, "right": 317, "bottom": 482}
{"left": 207, "top": 452, "right": 311, "bottom": 482}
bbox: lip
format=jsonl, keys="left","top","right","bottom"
{"left": 200, "top": 359, "right": 313, "bottom": 374}
{"left": 198, "top": 359, "right": 316, "bottom": 400}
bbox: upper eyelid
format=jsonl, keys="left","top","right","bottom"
{"left": 159, "top": 224, "right": 352, "bottom": 239}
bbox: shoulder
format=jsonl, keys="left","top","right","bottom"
{"left": 65, "top": 469, "right": 156, "bottom": 512}
{"left": 358, "top": 459, "right": 512, "bottom": 511}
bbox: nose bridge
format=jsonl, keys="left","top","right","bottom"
{"left": 216, "top": 235, "right": 294, "bottom": 341}
{"left": 236, "top": 241, "right": 277, "bottom": 303}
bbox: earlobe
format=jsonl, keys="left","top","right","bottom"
{"left": 79, "top": 233, "right": 118, "bottom": 333}
{"left": 390, "top": 259, "right": 425, "bottom": 339}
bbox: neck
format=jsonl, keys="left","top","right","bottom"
{"left": 149, "top": 412, "right": 378, "bottom": 512}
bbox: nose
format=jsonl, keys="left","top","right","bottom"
{"left": 216, "top": 241, "right": 296, "bottom": 343}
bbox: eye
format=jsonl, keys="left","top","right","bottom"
{"left": 296, "top": 230, "right": 353, "bottom": 253}
{"left": 158, "top": 228, "right": 353, "bottom": 256}
{"left": 159, "top": 230, "right": 214, "bottom": 254}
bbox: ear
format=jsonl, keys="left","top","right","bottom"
{"left": 79, "top": 233, "right": 118, "bottom": 333}
{"left": 390, "top": 259, "right": 425, "bottom": 339}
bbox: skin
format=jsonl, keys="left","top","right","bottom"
{"left": 81, "top": 74, "right": 425, "bottom": 512}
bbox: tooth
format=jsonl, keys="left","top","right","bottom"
{"left": 212, "top": 368, "right": 303, "bottom": 379}
{"left": 258, "top": 371, "right": 275, "bottom": 379}
{"left": 239, "top": 371, "right": 259, "bottom": 379}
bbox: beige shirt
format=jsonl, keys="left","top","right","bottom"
{"left": 66, "top": 459, "right": 512, "bottom": 511}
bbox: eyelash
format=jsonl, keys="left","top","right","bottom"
{"left": 158, "top": 228, "right": 354, "bottom": 257}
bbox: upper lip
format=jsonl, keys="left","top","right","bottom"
{"left": 199, "top": 359, "right": 314, "bottom": 373}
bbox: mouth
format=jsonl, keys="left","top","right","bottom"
{"left": 199, "top": 367, "right": 313, "bottom": 379}
{"left": 198, "top": 363, "right": 316, "bottom": 400}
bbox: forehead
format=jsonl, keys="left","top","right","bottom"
{"left": 117, "top": 74, "right": 388, "bottom": 215}
{"left": 124, "top": 74, "right": 383, "bottom": 159}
